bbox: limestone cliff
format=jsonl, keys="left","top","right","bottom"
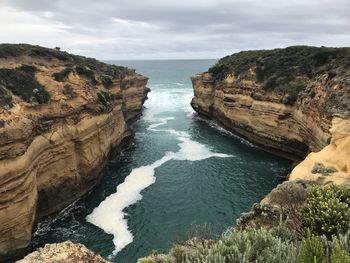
{"left": 0, "top": 44, "right": 149, "bottom": 261}
{"left": 191, "top": 46, "right": 350, "bottom": 178}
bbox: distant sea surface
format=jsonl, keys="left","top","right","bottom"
{"left": 31, "top": 60, "right": 292, "bottom": 263}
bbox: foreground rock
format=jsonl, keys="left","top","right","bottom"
{"left": 191, "top": 46, "right": 350, "bottom": 182}
{"left": 0, "top": 44, "right": 149, "bottom": 260}
{"left": 16, "top": 241, "right": 110, "bottom": 263}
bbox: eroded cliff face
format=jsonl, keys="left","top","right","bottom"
{"left": 0, "top": 44, "right": 149, "bottom": 260}
{"left": 191, "top": 46, "right": 350, "bottom": 176}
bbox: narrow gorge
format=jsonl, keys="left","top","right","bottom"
{"left": 1, "top": 45, "right": 350, "bottom": 263}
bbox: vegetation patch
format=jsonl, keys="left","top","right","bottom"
{"left": 52, "top": 67, "right": 73, "bottom": 82}
{"left": 208, "top": 46, "right": 350, "bottom": 104}
{"left": 301, "top": 184, "right": 350, "bottom": 237}
{"left": 312, "top": 162, "right": 338, "bottom": 175}
{"left": 141, "top": 183, "right": 350, "bottom": 263}
{"left": 0, "top": 86, "right": 13, "bottom": 108}
{"left": 0, "top": 65, "right": 50, "bottom": 104}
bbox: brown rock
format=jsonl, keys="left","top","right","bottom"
{"left": 16, "top": 241, "right": 110, "bottom": 263}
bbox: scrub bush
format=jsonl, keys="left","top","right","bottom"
{"left": 186, "top": 228, "right": 297, "bottom": 263}
{"left": 297, "top": 231, "right": 326, "bottom": 263}
{"left": 301, "top": 184, "right": 350, "bottom": 237}
{"left": 331, "top": 242, "right": 350, "bottom": 263}
{"left": 0, "top": 66, "right": 50, "bottom": 104}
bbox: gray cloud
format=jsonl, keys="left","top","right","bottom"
{"left": 0, "top": 0, "right": 349, "bottom": 59}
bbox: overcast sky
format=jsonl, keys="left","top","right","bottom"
{"left": 0, "top": 0, "right": 349, "bottom": 60}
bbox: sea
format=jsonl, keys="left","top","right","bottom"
{"left": 31, "top": 60, "right": 292, "bottom": 263}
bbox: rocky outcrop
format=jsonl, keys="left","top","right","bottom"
{"left": 191, "top": 46, "right": 350, "bottom": 178}
{"left": 0, "top": 44, "right": 149, "bottom": 261}
{"left": 289, "top": 117, "right": 350, "bottom": 184}
{"left": 16, "top": 241, "right": 110, "bottom": 263}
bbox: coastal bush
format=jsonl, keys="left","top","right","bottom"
{"left": 301, "top": 184, "right": 350, "bottom": 237}
{"left": 331, "top": 242, "right": 350, "bottom": 263}
{"left": 52, "top": 67, "right": 72, "bottom": 81}
{"left": 75, "top": 65, "right": 97, "bottom": 84}
{"left": 297, "top": 231, "right": 326, "bottom": 263}
{"left": 235, "top": 203, "right": 281, "bottom": 230}
{"left": 270, "top": 219, "right": 295, "bottom": 242}
{"left": 334, "top": 230, "right": 350, "bottom": 254}
{"left": 0, "top": 44, "right": 136, "bottom": 82}
{"left": 0, "top": 66, "right": 50, "bottom": 104}
{"left": 268, "top": 181, "right": 307, "bottom": 237}
{"left": 0, "top": 86, "right": 13, "bottom": 108}
{"left": 208, "top": 46, "right": 350, "bottom": 102}
{"left": 96, "top": 91, "right": 111, "bottom": 109}
{"left": 185, "top": 228, "right": 297, "bottom": 263}
{"left": 101, "top": 75, "right": 114, "bottom": 88}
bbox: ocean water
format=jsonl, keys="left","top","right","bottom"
{"left": 31, "top": 60, "right": 292, "bottom": 262}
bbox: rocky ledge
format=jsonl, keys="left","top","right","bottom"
{"left": 16, "top": 241, "right": 110, "bottom": 263}
{"left": 191, "top": 46, "right": 350, "bottom": 183}
{"left": 0, "top": 44, "right": 149, "bottom": 261}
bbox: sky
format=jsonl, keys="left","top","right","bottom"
{"left": 0, "top": 0, "right": 349, "bottom": 60}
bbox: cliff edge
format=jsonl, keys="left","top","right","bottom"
{"left": 0, "top": 44, "right": 149, "bottom": 261}
{"left": 191, "top": 46, "right": 350, "bottom": 183}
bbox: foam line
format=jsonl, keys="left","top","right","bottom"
{"left": 87, "top": 121, "right": 232, "bottom": 255}
{"left": 147, "top": 117, "right": 174, "bottom": 130}
{"left": 86, "top": 153, "right": 175, "bottom": 254}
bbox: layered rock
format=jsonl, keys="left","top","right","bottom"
{"left": 191, "top": 46, "right": 350, "bottom": 176}
{"left": 0, "top": 44, "right": 149, "bottom": 260}
{"left": 16, "top": 241, "right": 110, "bottom": 263}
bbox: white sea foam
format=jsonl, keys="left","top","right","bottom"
{"left": 147, "top": 117, "right": 174, "bottom": 130}
{"left": 86, "top": 125, "right": 232, "bottom": 255}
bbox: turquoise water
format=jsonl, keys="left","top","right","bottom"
{"left": 31, "top": 60, "right": 292, "bottom": 263}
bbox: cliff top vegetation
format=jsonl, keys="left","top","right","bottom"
{"left": 208, "top": 45, "right": 350, "bottom": 105}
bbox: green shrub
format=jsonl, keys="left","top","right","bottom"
{"left": 75, "top": 65, "right": 97, "bottom": 84}
{"left": 187, "top": 228, "right": 296, "bottom": 263}
{"left": 0, "top": 66, "right": 50, "bottom": 104}
{"left": 208, "top": 46, "right": 350, "bottom": 102}
{"left": 96, "top": 91, "right": 111, "bottom": 108}
{"left": 17, "top": 64, "right": 37, "bottom": 74}
{"left": 0, "top": 44, "right": 136, "bottom": 82}
{"left": 331, "top": 241, "right": 350, "bottom": 263}
{"left": 334, "top": 230, "right": 350, "bottom": 254}
{"left": 52, "top": 67, "right": 72, "bottom": 81}
{"left": 301, "top": 184, "right": 350, "bottom": 237}
{"left": 0, "top": 86, "right": 13, "bottom": 108}
{"left": 270, "top": 219, "right": 295, "bottom": 242}
{"left": 297, "top": 230, "right": 326, "bottom": 263}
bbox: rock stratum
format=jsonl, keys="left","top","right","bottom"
{"left": 0, "top": 44, "right": 149, "bottom": 261}
{"left": 191, "top": 46, "right": 350, "bottom": 183}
